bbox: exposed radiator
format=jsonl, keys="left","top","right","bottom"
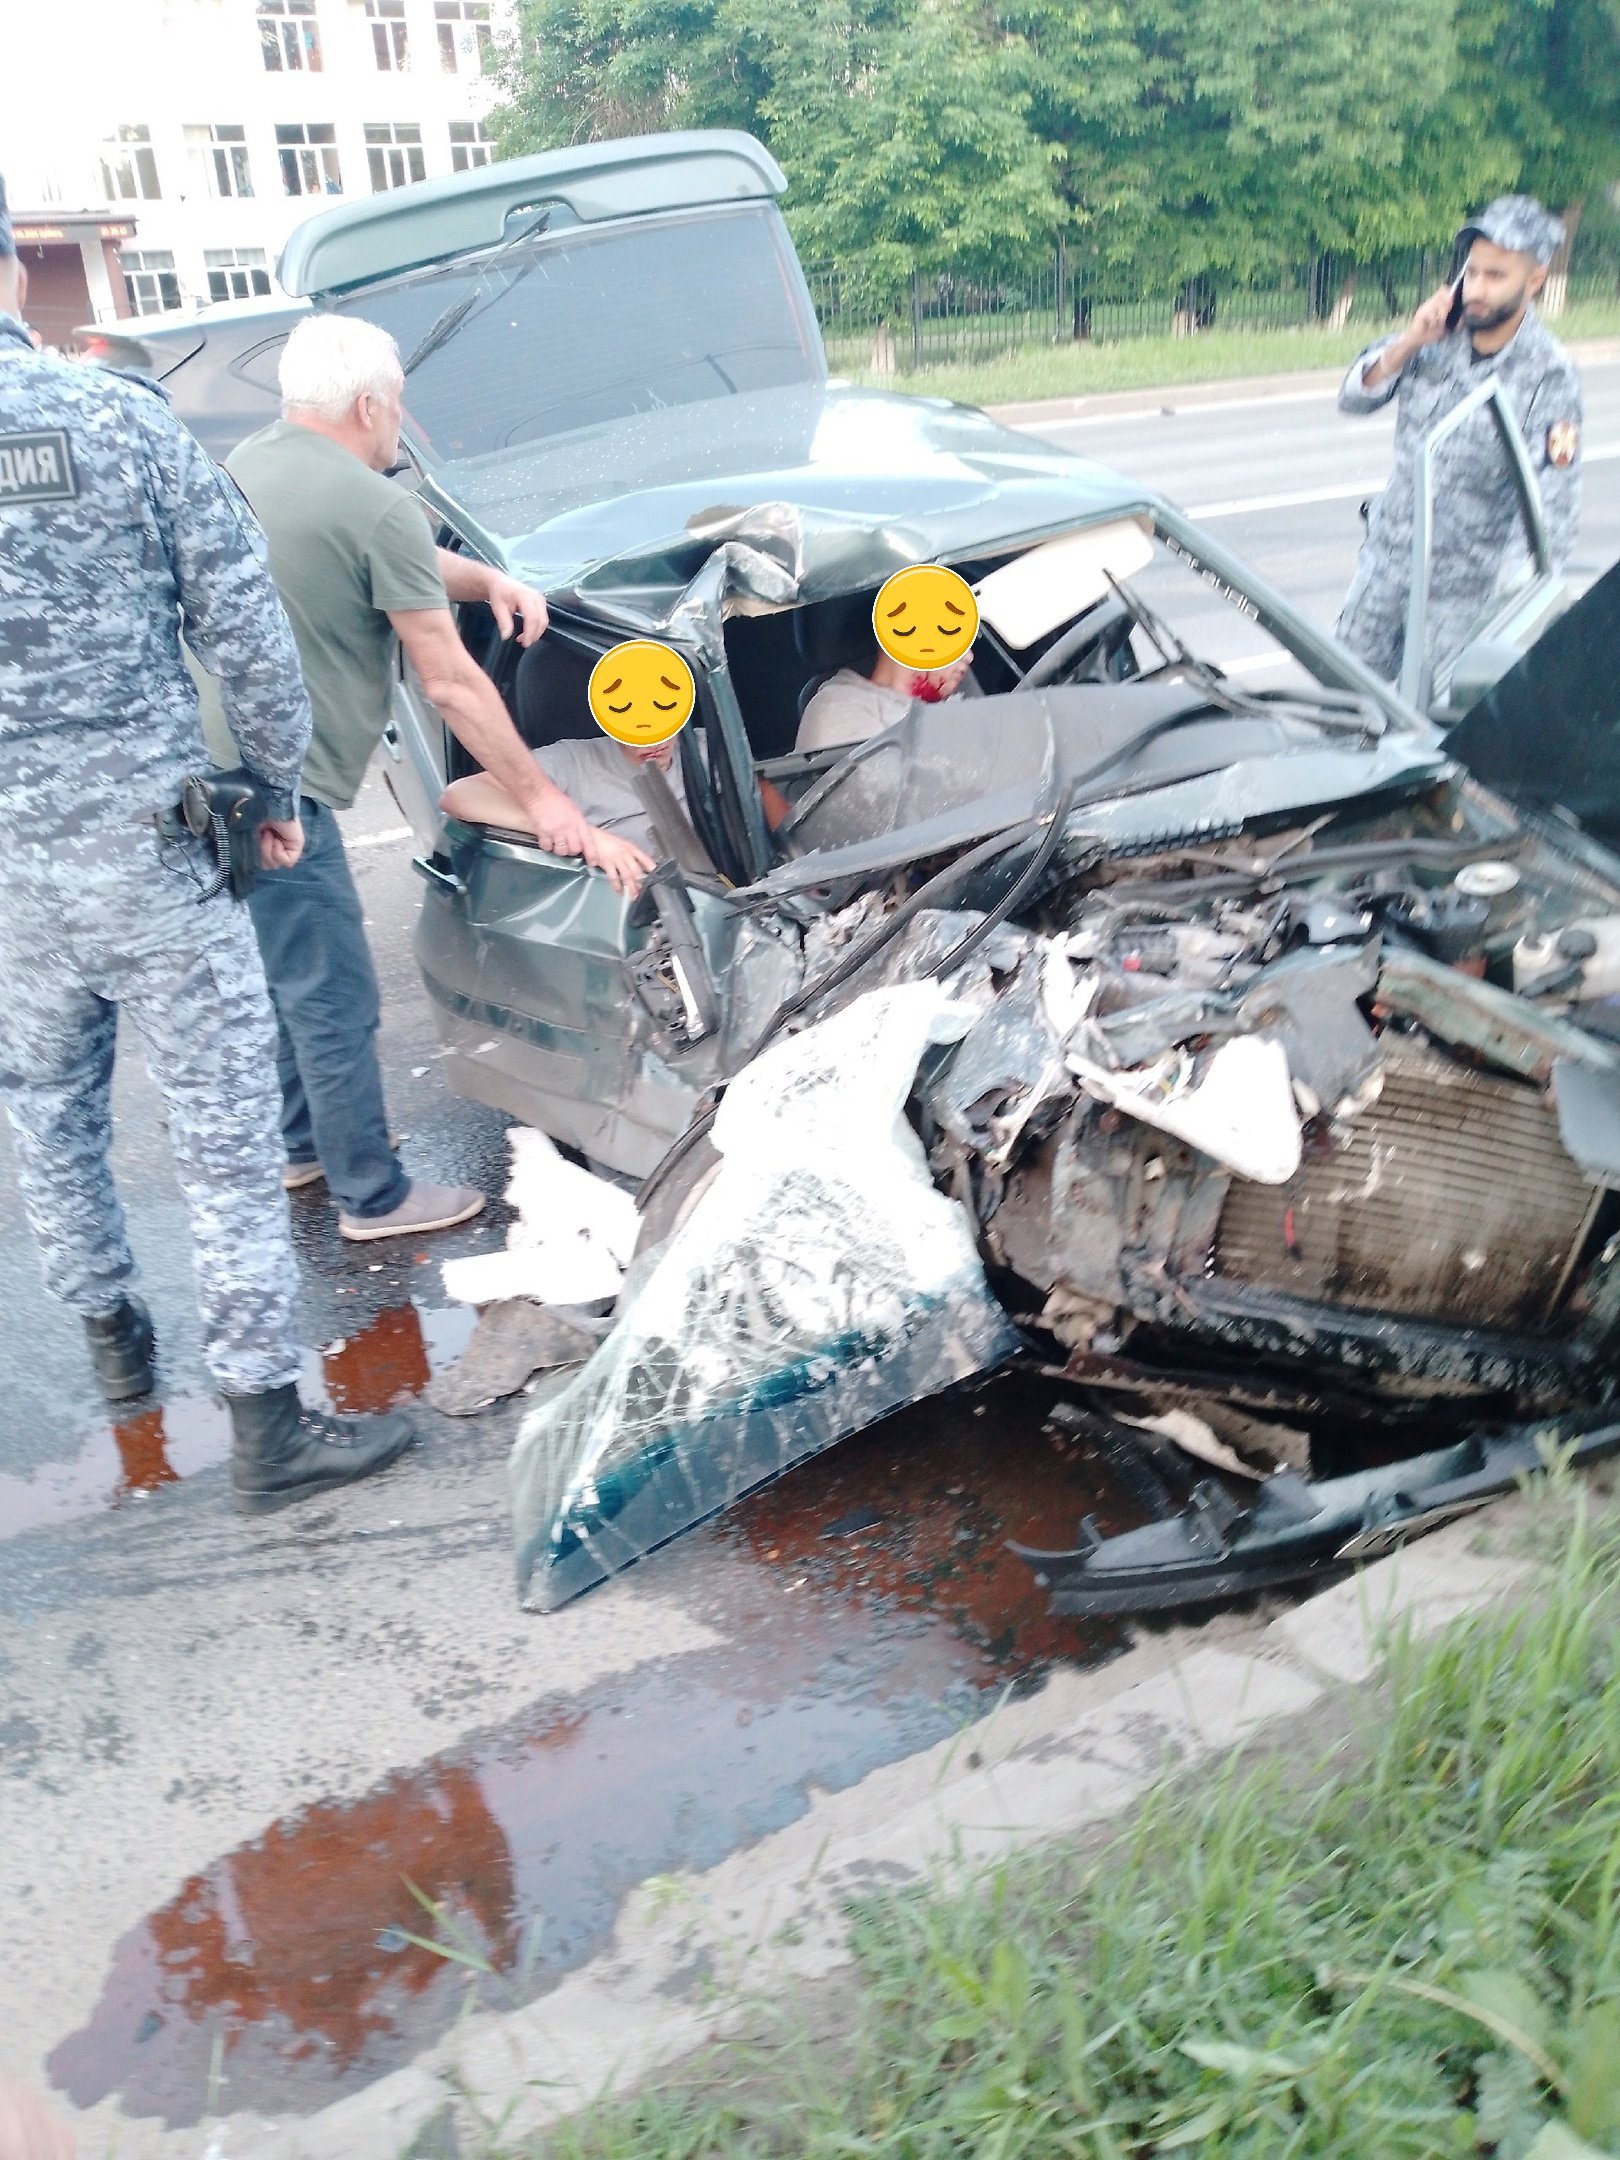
{"left": 1213, "top": 1044, "right": 1599, "bottom": 1332}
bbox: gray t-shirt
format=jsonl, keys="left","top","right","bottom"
{"left": 795, "top": 668, "right": 910, "bottom": 753}
{"left": 534, "top": 736, "right": 687, "bottom": 853}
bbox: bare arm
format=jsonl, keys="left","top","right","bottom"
{"left": 438, "top": 770, "right": 653, "bottom": 897}
{"left": 434, "top": 551, "right": 549, "bottom": 648}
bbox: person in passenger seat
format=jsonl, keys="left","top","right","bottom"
{"left": 795, "top": 642, "right": 975, "bottom": 754}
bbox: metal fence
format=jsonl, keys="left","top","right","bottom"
{"left": 807, "top": 236, "right": 1620, "bottom": 377}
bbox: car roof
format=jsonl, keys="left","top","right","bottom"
{"left": 278, "top": 130, "right": 788, "bottom": 298}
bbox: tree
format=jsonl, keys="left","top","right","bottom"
{"left": 494, "top": 0, "right": 1064, "bottom": 293}
{"left": 492, "top": 0, "right": 1620, "bottom": 291}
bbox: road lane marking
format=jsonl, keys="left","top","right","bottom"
{"left": 1189, "top": 480, "right": 1380, "bottom": 519}
{"left": 1189, "top": 443, "right": 1618, "bottom": 520}
{"left": 348, "top": 825, "right": 413, "bottom": 849}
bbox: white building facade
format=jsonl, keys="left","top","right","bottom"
{"left": 0, "top": 0, "right": 518, "bottom": 324}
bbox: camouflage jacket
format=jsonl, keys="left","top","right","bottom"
{"left": 1338, "top": 307, "right": 1582, "bottom": 631}
{"left": 0, "top": 313, "right": 311, "bottom": 839}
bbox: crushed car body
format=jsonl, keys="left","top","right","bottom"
{"left": 140, "top": 133, "right": 1620, "bottom": 1613}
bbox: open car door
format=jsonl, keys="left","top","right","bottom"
{"left": 1404, "top": 375, "right": 1573, "bottom": 716}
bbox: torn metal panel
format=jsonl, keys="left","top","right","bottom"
{"left": 1552, "top": 1058, "right": 1620, "bottom": 1187}
{"left": 1011, "top": 1417, "right": 1620, "bottom": 1617}
{"left": 1376, "top": 946, "right": 1619, "bottom": 1084}
{"left": 508, "top": 985, "right": 1019, "bottom": 1610}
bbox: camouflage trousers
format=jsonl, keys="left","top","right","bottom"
{"left": 0, "top": 820, "right": 302, "bottom": 1394}
{"left": 1338, "top": 540, "right": 1503, "bottom": 692}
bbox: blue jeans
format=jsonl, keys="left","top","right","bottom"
{"left": 246, "top": 797, "right": 410, "bottom": 1221}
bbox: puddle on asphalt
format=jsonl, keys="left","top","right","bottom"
{"left": 0, "top": 1300, "right": 475, "bottom": 1540}
{"left": 51, "top": 1372, "right": 1146, "bottom": 2126}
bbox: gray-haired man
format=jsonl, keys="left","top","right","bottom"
{"left": 210, "top": 314, "right": 648, "bottom": 1242}
{"left": 0, "top": 175, "right": 413, "bottom": 1510}
{"left": 1337, "top": 195, "right": 1583, "bottom": 687}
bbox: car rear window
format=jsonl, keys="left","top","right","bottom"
{"left": 337, "top": 203, "right": 824, "bottom": 465}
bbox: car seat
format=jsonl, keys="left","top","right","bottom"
{"left": 793, "top": 592, "right": 880, "bottom": 723}
{"left": 513, "top": 633, "right": 601, "bottom": 749}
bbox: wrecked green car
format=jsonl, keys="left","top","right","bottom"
{"left": 144, "top": 133, "right": 1620, "bottom": 1613}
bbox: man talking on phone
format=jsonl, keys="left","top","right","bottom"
{"left": 1336, "top": 195, "right": 1582, "bottom": 688}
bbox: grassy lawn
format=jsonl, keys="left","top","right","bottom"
{"left": 505, "top": 1481, "right": 1620, "bottom": 2158}
{"left": 829, "top": 295, "right": 1620, "bottom": 410}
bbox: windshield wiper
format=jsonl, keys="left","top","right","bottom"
{"left": 1107, "top": 572, "right": 1383, "bottom": 739}
{"left": 401, "top": 206, "right": 555, "bottom": 377}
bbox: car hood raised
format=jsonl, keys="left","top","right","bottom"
{"left": 417, "top": 380, "right": 1150, "bottom": 613}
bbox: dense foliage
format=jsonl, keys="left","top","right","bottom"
{"left": 491, "top": 0, "right": 1620, "bottom": 291}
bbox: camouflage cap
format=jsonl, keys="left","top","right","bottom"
{"left": 1457, "top": 195, "right": 1565, "bottom": 267}
{"left": 0, "top": 172, "right": 14, "bottom": 259}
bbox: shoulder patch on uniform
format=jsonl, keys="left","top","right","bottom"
{"left": 0, "top": 429, "right": 79, "bottom": 505}
{"left": 1546, "top": 419, "right": 1580, "bottom": 469}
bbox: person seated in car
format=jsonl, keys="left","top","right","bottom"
{"left": 795, "top": 644, "right": 975, "bottom": 754}
{"left": 441, "top": 735, "right": 676, "bottom": 868}
{"left": 442, "top": 736, "right": 792, "bottom": 888}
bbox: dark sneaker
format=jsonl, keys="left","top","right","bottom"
{"left": 338, "top": 1182, "right": 485, "bottom": 1243}
{"left": 84, "top": 1297, "right": 157, "bottom": 1404}
{"left": 225, "top": 1382, "right": 417, "bottom": 1515}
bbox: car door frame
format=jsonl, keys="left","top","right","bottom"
{"left": 1401, "top": 375, "right": 1561, "bottom": 716}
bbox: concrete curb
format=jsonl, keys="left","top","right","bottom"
{"left": 196, "top": 1505, "right": 1534, "bottom": 2160}
{"left": 986, "top": 334, "right": 1620, "bottom": 430}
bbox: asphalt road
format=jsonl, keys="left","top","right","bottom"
{"left": 4, "top": 356, "right": 1619, "bottom": 2154}
{"left": 1013, "top": 348, "right": 1620, "bottom": 637}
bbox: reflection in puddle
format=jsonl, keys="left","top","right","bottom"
{"left": 52, "top": 1374, "right": 1144, "bottom": 2127}
{"left": 0, "top": 1301, "right": 475, "bottom": 1541}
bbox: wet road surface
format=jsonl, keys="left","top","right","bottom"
{"left": 45, "top": 1379, "right": 1139, "bottom": 2126}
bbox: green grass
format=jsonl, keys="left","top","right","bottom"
{"left": 490, "top": 1479, "right": 1620, "bottom": 2158}
{"left": 829, "top": 294, "right": 1620, "bottom": 410}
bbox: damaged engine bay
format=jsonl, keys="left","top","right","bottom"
{"left": 507, "top": 556, "right": 1620, "bottom": 1616}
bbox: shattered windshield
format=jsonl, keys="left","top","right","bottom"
{"left": 337, "top": 204, "right": 824, "bottom": 465}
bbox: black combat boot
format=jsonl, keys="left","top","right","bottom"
{"left": 224, "top": 1384, "right": 417, "bottom": 1515}
{"left": 83, "top": 1296, "right": 157, "bottom": 1404}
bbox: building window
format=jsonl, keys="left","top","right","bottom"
{"left": 366, "top": 0, "right": 408, "bottom": 69}
{"left": 436, "top": 1, "right": 493, "bottom": 73}
{"left": 186, "top": 123, "right": 254, "bottom": 200}
{"left": 205, "top": 247, "right": 273, "bottom": 303}
{"left": 101, "top": 126, "right": 162, "bottom": 202}
{"left": 276, "top": 122, "right": 342, "bottom": 196}
{"left": 258, "top": 0, "right": 322, "bottom": 71}
{"left": 448, "top": 120, "right": 494, "bottom": 171}
{"left": 364, "top": 122, "right": 425, "bottom": 190}
{"left": 121, "top": 249, "right": 182, "bottom": 315}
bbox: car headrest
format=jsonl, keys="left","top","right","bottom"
{"left": 793, "top": 592, "right": 878, "bottom": 677}
{"left": 514, "top": 635, "right": 601, "bottom": 749}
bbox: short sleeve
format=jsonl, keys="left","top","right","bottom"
{"left": 364, "top": 489, "right": 448, "bottom": 615}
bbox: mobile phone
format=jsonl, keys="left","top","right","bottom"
{"left": 1445, "top": 274, "right": 1465, "bottom": 330}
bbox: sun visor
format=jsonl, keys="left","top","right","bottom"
{"left": 1446, "top": 559, "right": 1620, "bottom": 849}
{"left": 975, "top": 517, "right": 1153, "bottom": 650}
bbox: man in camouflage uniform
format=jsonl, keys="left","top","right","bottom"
{"left": 1337, "top": 195, "right": 1583, "bottom": 691}
{"left": 0, "top": 176, "right": 413, "bottom": 1512}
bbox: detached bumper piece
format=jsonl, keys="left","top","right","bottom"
{"left": 1010, "top": 1417, "right": 1620, "bottom": 1617}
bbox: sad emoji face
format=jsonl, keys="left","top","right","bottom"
{"left": 587, "top": 640, "right": 697, "bottom": 748}
{"left": 872, "top": 565, "right": 979, "bottom": 670}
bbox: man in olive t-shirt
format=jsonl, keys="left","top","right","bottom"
{"left": 215, "top": 315, "right": 652, "bottom": 1242}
